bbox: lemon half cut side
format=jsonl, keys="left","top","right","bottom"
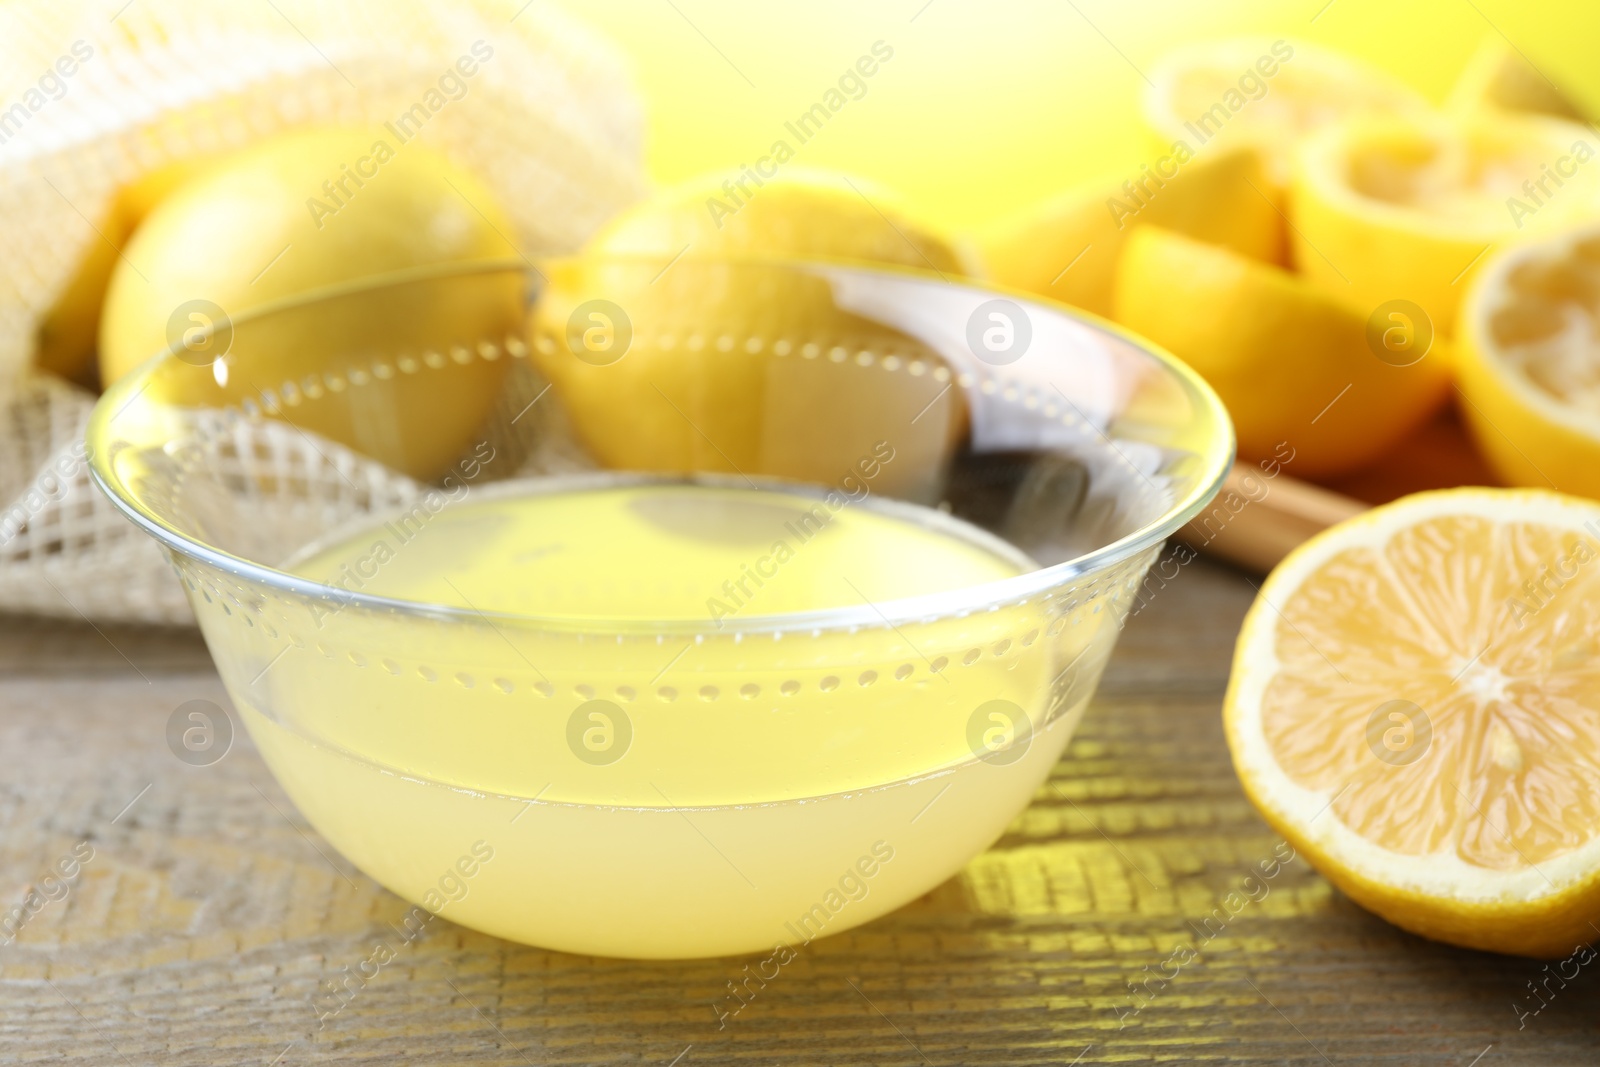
{"left": 1144, "top": 38, "right": 1431, "bottom": 188}
{"left": 1459, "top": 222, "right": 1600, "bottom": 500}
{"left": 1292, "top": 112, "right": 1600, "bottom": 337}
{"left": 1226, "top": 488, "right": 1600, "bottom": 958}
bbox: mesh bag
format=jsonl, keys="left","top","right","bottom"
{"left": 0, "top": 0, "right": 643, "bottom": 623}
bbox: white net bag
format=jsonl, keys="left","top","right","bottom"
{"left": 0, "top": 0, "right": 643, "bottom": 624}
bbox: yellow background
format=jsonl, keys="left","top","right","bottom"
{"left": 552, "top": 0, "right": 1600, "bottom": 232}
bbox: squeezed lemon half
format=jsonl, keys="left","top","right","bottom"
{"left": 1292, "top": 113, "right": 1600, "bottom": 336}
{"left": 1144, "top": 38, "right": 1430, "bottom": 187}
{"left": 1459, "top": 222, "right": 1600, "bottom": 499}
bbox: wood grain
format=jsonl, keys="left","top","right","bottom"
{"left": 1180, "top": 463, "right": 1366, "bottom": 574}
{"left": 1, "top": 559, "right": 1595, "bottom": 1065}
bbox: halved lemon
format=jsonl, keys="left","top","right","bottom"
{"left": 980, "top": 146, "right": 1282, "bottom": 318}
{"left": 1458, "top": 222, "right": 1600, "bottom": 499}
{"left": 1226, "top": 487, "right": 1600, "bottom": 958}
{"left": 1112, "top": 226, "right": 1448, "bottom": 478}
{"left": 1447, "top": 37, "right": 1588, "bottom": 123}
{"left": 1292, "top": 112, "right": 1600, "bottom": 336}
{"left": 1144, "top": 38, "right": 1430, "bottom": 188}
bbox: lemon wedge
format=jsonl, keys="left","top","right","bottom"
{"left": 1113, "top": 226, "right": 1448, "bottom": 478}
{"left": 981, "top": 146, "right": 1282, "bottom": 318}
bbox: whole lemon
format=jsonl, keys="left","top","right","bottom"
{"left": 532, "top": 169, "right": 971, "bottom": 498}
{"left": 591, "top": 167, "right": 972, "bottom": 274}
{"left": 36, "top": 154, "right": 226, "bottom": 384}
{"left": 99, "top": 127, "right": 522, "bottom": 480}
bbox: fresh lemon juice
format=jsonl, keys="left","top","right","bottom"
{"left": 226, "top": 478, "right": 1114, "bottom": 957}
{"left": 298, "top": 477, "right": 1028, "bottom": 628}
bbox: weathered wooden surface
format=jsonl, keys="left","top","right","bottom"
{"left": 1, "top": 557, "right": 1595, "bottom": 1064}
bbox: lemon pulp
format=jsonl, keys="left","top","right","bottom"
{"left": 1226, "top": 489, "right": 1600, "bottom": 956}
{"left": 1458, "top": 223, "right": 1600, "bottom": 499}
{"left": 232, "top": 479, "right": 1100, "bottom": 957}
{"left": 1345, "top": 132, "right": 1555, "bottom": 224}
{"left": 1486, "top": 236, "right": 1600, "bottom": 412}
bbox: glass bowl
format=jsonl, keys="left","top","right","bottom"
{"left": 88, "top": 257, "right": 1232, "bottom": 959}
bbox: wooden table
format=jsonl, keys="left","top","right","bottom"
{"left": 2, "top": 556, "right": 1595, "bottom": 1065}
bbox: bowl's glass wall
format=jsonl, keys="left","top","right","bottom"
{"left": 90, "top": 259, "right": 1229, "bottom": 957}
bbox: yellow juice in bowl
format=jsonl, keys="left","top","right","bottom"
{"left": 215, "top": 478, "right": 1123, "bottom": 958}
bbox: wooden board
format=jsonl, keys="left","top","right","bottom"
{"left": 1, "top": 557, "right": 1595, "bottom": 1064}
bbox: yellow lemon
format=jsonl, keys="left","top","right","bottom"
{"left": 1112, "top": 226, "right": 1449, "bottom": 478}
{"left": 34, "top": 214, "right": 123, "bottom": 386}
{"left": 980, "top": 146, "right": 1282, "bottom": 318}
{"left": 1143, "top": 38, "right": 1431, "bottom": 188}
{"left": 530, "top": 170, "right": 969, "bottom": 496}
{"left": 1457, "top": 221, "right": 1600, "bottom": 499}
{"left": 1291, "top": 112, "right": 1600, "bottom": 337}
{"left": 1226, "top": 487, "right": 1600, "bottom": 958}
{"left": 591, "top": 167, "right": 971, "bottom": 275}
{"left": 99, "top": 126, "right": 521, "bottom": 480}
{"left": 1447, "top": 37, "right": 1588, "bottom": 122}
{"left": 35, "top": 155, "right": 227, "bottom": 384}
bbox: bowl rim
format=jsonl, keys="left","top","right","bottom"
{"left": 88, "top": 254, "right": 1236, "bottom": 634}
